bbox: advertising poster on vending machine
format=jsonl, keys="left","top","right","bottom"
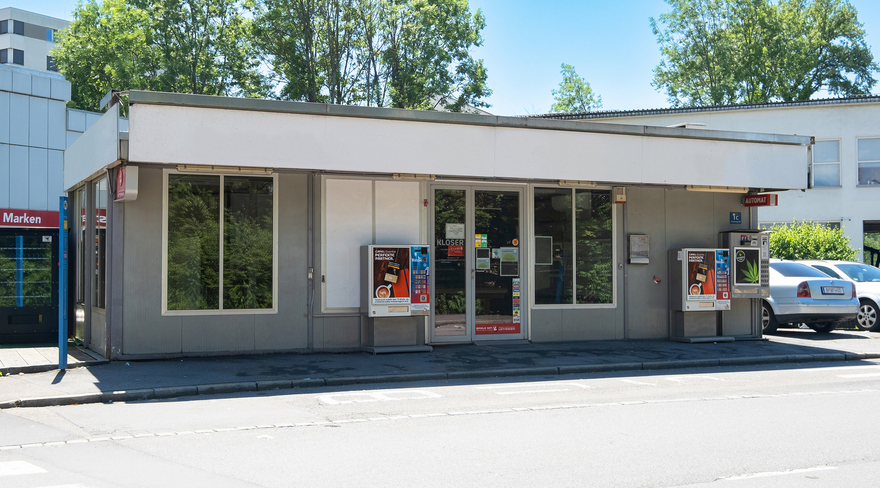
{"left": 410, "top": 246, "right": 430, "bottom": 312}
{"left": 686, "top": 250, "right": 716, "bottom": 301}
{"left": 733, "top": 248, "right": 762, "bottom": 286}
{"left": 372, "top": 247, "right": 411, "bottom": 305}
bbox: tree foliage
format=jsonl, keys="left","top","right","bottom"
{"left": 54, "top": 0, "right": 269, "bottom": 112}
{"left": 651, "top": 0, "right": 879, "bottom": 107}
{"left": 769, "top": 221, "right": 858, "bottom": 261}
{"left": 250, "top": 0, "right": 491, "bottom": 111}
{"left": 550, "top": 63, "right": 602, "bottom": 113}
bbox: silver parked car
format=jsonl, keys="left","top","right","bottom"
{"left": 762, "top": 260, "right": 859, "bottom": 334}
{"left": 798, "top": 260, "right": 880, "bottom": 332}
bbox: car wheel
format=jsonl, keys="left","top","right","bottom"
{"left": 856, "top": 299, "right": 879, "bottom": 332}
{"left": 809, "top": 322, "right": 837, "bottom": 334}
{"left": 761, "top": 301, "right": 778, "bottom": 334}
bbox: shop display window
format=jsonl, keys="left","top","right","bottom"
{"left": 165, "top": 173, "right": 275, "bottom": 312}
{"left": 534, "top": 188, "right": 613, "bottom": 305}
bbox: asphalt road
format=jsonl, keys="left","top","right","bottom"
{"left": 2, "top": 360, "right": 880, "bottom": 487}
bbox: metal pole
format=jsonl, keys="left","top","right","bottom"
{"left": 59, "top": 196, "right": 69, "bottom": 370}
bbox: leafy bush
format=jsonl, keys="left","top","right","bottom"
{"left": 769, "top": 221, "right": 857, "bottom": 261}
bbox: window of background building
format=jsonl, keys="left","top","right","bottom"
{"left": 0, "top": 50, "right": 6, "bottom": 64}
{"left": 47, "top": 56, "right": 57, "bottom": 72}
{"left": 165, "top": 173, "right": 275, "bottom": 312}
{"left": 858, "top": 137, "right": 880, "bottom": 186}
{"left": 812, "top": 139, "right": 840, "bottom": 187}
{"left": 12, "top": 20, "right": 23, "bottom": 35}
{"left": 534, "top": 188, "right": 614, "bottom": 305}
{"left": 12, "top": 48, "right": 22, "bottom": 65}
{"left": 47, "top": 28, "right": 56, "bottom": 42}
{"left": 0, "top": 20, "right": 7, "bottom": 34}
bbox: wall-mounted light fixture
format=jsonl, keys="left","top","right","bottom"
{"left": 392, "top": 173, "right": 436, "bottom": 180}
{"left": 685, "top": 185, "right": 749, "bottom": 193}
{"left": 176, "top": 164, "right": 273, "bottom": 174}
{"left": 558, "top": 180, "right": 598, "bottom": 187}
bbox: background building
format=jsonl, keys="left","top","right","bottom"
{"left": 545, "top": 97, "right": 880, "bottom": 266}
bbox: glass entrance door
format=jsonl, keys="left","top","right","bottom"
{"left": 431, "top": 186, "right": 524, "bottom": 342}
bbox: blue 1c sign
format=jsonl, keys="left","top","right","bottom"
{"left": 730, "top": 212, "right": 742, "bottom": 225}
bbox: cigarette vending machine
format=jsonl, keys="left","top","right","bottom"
{"left": 361, "top": 245, "right": 431, "bottom": 317}
{"left": 670, "top": 248, "right": 731, "bottom": 312}
{"left": 718, "top": 230, "right": 771, "bottom": 337}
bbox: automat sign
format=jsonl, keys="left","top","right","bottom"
{"left": 742, "top": 194, "right": 778, "bottom": 207}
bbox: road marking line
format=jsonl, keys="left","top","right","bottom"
{"left": 0, "top": 461, "right": 47, "bottom": 476}
{"left": 318, "top": 390, "right": 441, "bottom": 405}
{"left": 475, "top": 382, "right": 593, "bottom": 391}
{"left": 495, "top": 389, "right": 571, "bottom": 395}
{"left": 838, "top": 372, "right": 880, "bottom": 378}
{"left": 722, "top": 465, "right": 836, "bottom": 480}
{"left": 621, "top": 379, "right": 657, "bottom": 386}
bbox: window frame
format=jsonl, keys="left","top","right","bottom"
{"left": 857, "top": 136, "right": 880, "bottom": 187}
{"left": 161, "top": 169, "right": 279, "bottom": 316}
{"left": 811, "top": 138, "right": 840, "bottom": 188}
{"left": 529, "top": 184, "right": 617, "bottom": 309}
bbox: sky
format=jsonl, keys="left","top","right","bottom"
{"left": 17, "top": 0, "right": 880, "bottom": 116}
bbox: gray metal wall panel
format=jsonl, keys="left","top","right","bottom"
{"left": 562, "top": 308, "right": 620, "bottom": 341}
{"left": 0, "top": 144, "right": 8, "bottom": 207}
{"left": 181, "top": 314, "right": 255, "bottom": 353}
{"left": 0, "top": 91, "right": 8, "bottom": 144}
{"left": 47, "top": 100, "right": 65, "bottom": 150}
{"left": 9, "top": 93, "right": 28, "bottom": 146}
{"left": 31, "top": 75, "right": 50, "bottom": 98}
{"left": 66, "top": 131, "right": 80, "bottom": 148}
{"left": 122, "top": 166, "right": 182, "bottom": 355}
{"left": 28, "top": 147, "right": 48, "bottom": 210}
{"left": 8, "top": 144, "right": 27, "bottom": 208}
{"left": 254, "top": 173, "right": 309, "bottom": 351}
{"left": 91, "top": 308, "right": 106, "bottom": 355}
{"left": 11, "top": 71, "right": 30, "bottom": 95}
{"left": 47, "top": 150, "right": 62, "bottom": 208}
{"left": 625, "top": 187, "right": 671, "bottom": 339}
{"left": 29, "top": 96, "right": 48, "bottom": 149}
{"left": 316, "top": 316, "right": 360, "bottom": 349}
{"left": 530, "top": 308, "right": 562, "bottom": 342}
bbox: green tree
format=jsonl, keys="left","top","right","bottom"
{"left": 250, "top": 0, "right": 491, "bottom": 111}
{"left": 54, "top": 0, "right": 268, "bottom": 112}
{"left": 550, "top": 63, "right": 603, "bottom": 113}
{"left": 769, "top": 221, "right": 858, "bottom": 260}
{"left": 651, "top": 0, "right": 878, "bottom": 107}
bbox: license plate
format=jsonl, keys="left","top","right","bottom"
{"left": 821, "top": 286, "right": 844, "bottom": 295}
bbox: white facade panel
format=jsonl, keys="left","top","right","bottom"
{"left": 324, "top": 178, "right": 373, "bottom": 309}
{"left": 11, "top": 70, "right": 31, "bottom": 95}
{"left": 67, "top": 109, "right": 86, "bottom": 132}
{"left": 47, "top": 149, "right": 63, "bottom": 208}
{"left": 0, "top": 91, "right": 8, "bottom": 144}
{"left": 9, "top": 93, "right": 28, "bottom": 146}
{"left": 0, "top": 143, "right": 8, "bottom": 207}
{"left": 47, "top": 99, "right": 66, "bottom": 149}
{"left": 0, "top": 69, "right": 10, "bottom": 92}
{"left": 28, "top": 147, "right": 48, "bottom": 210}
{"left": 31, "top": 75, "right": 51, "bottom": 98}
{"left": 374, "top": 180, "right": 420, "bottom": 244}
{"left": 128, "top": 105, "right": 497, "bottom": 178}
{"left": 51, "top": 78, "right": 71, "bottom": 102}
{"left": 8, "top": 144, "right": 28, "bottom": 208}
{"left": 29, "top": 96, "right": 49, "bottom": 148}
{"left": 64, "top": 108, "right": 119, "bottom": 190}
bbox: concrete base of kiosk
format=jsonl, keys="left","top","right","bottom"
{"left": 361, "top": 316, "right": 433, "bottom": 355}
{"left": 670, "top": 336, "right": 735, "bottom": 344}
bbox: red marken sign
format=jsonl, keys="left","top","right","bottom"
{"left": 743, "top": 194, "right": 778, "bottom": 207}
{"left": 0, "top": 208, "right": 60, "bottom": 228}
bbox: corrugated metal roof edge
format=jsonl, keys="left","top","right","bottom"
{"left": 126, "top": 90, "right": 812, "bottom": 147}
{"left": 535, "top": 95, "right": 880, "bottom": 120}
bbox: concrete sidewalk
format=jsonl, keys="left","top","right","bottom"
{"left": 2, "top": 330, "right": 879, "bottom": 409}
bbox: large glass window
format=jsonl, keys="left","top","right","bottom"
{"left": 534, "top": 188, "right": 613, "bottom": 305}
{"left": 166, "top": 173, "right": 274, "bottom": 312}
{"left": 812, "top": 140, "right": 839, "bottom": 187}
{"left": 858, "top": 137, "right": 880, "bottom": 186}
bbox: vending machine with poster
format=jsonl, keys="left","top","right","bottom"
{"left": 718, "top": 230, "right": 771, "bottom": 337}
{"left": 361, "top": 245, "right": 431, "bottom": 317}
{"left": 668, "top": 248, "right": 733, "bottom": 341}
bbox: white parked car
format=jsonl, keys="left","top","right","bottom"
{"left": 798, "top": 260, "right": 880, "bottom": 332}
{"left": 763, "top": 260, "right": 859, "bottom": 334}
